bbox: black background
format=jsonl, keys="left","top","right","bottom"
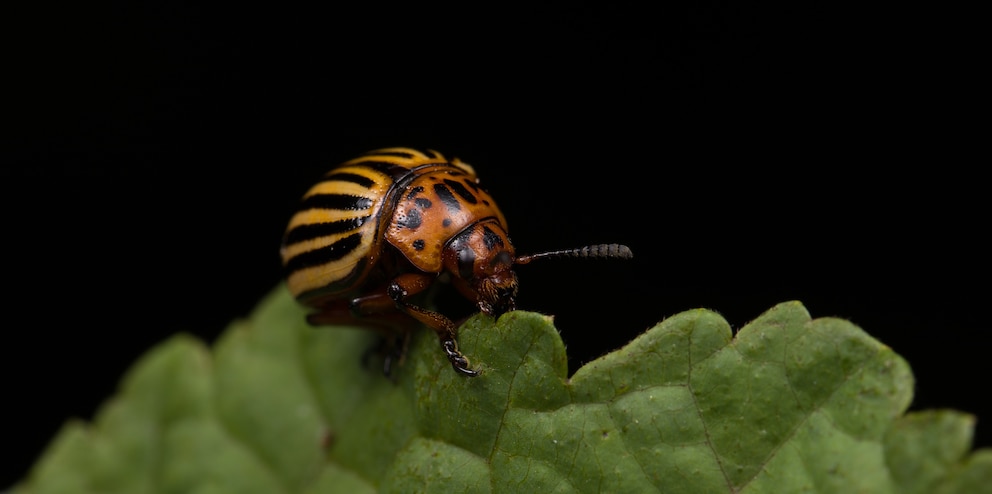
{"left": 5, "top": 2, "right": 987, "bottom": 488}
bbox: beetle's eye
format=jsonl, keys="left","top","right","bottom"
{"left": 490, "top": 250, "right": 512, "bottom": 268}
{"left": 457, "top": 246, "right": 476, "bottom": 280}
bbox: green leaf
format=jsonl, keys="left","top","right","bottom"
{"left": 15, "top": 287, "right": 992, "bottom": 493}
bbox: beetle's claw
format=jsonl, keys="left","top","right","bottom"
{"left": 442, "top": 339, "right": 480, "bottom": 377}
{"left": 451, "top": 358, "right": 480, "bottom": 377}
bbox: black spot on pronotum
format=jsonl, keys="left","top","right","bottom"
{"left": 481, "top": 225, "right": 504, "bottom": 250}
{"left": 442, "top": 218, "right": 452, "bottom": 228}
{"left": 398, "top": 208, "right": 422, "bottom": 229}
{"left": 433, "top": 184, "right": 461, "bottom": 212}
{"left": 300, "top": 194, "right": 373, "bottom": 211}
{"left": 463, "top": 180, "right": 482, "bottom": 192}
{"left": 412, "top": 239, "right": 425, "bottom": 250}
{"left": 284, "top": 233, "right": 362, "bottom": 272}
{"left": 415, "top": 197, "right": 432, "bottom": 209}
{"left": 443, "top": 179, "right": 478, "bottom": 204}
{"left": 284, "top": 216, "right": 369, "bottom": 245}
{"left": 406, "top": 186, "right": 424, "bottom": 200}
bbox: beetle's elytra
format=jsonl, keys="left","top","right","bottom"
{"left": 280, "top": 147, "right": 632, "bottom": 376}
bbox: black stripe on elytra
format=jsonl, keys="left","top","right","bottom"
{"left": 285, "top": 232, "right": 363, "bottom": 273}
{"left": 369, "top": 149, "right": 418, "bottom": 159}
{"left": 482, "top": 225, "right": 504, "bottom": 250}
{"left": 433, "top": 183, "right": 461, "bottom": 212}
{"left": 359, "top": 160, "right": 413, "bottom": 178}
{"left": 322, "top": 172, "right": 375, "bottom": 188}
{"left": 300, "top": 194, "right": 373, "bottom": 211}
{"left": 283, "top": 216, "right": 369, "bottom": 245}
{"left": 443, "top": 179, "right": 478, "bottom": 204}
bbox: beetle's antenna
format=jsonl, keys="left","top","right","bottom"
{"left": 515, "top": 244, "right": 632, "bottom": 265}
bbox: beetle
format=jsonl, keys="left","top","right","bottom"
{"left": 280, "top": 147, "right": 632, "bottom": 376}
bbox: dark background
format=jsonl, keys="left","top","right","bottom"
{"left": 5, "top": 2, "right": 986, "bottom": 488}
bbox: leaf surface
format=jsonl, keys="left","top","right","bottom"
{"left": 15, "top": 287, "right": 992, "bottom": 493}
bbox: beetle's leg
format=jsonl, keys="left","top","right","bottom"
{"left": 306, "top": 297, "right": 408, "bottom": 328}
{"left": 387, "top": 273, "right": 480, "bottom": 377}
{"left": 307, "top": 294, "right": 415, "bottom": 378}
{"left": 381, "top": 330, "right": 411, "bottom": 379}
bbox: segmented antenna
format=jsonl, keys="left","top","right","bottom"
{"left": 515, "top": 244, "right": 633, "bottom": 265}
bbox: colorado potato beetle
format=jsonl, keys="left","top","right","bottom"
{"left": 280, "top": 147, "right": 632, "bottom": 376}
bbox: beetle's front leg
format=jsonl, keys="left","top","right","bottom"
{"left": 388, "top": 273, "right": 480, "bottom": 377}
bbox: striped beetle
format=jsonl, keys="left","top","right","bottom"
{"left": 280, "top": 148, "right": 632, "bottom": 376}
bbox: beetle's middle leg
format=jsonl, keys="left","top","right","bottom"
{"left": 306, "top": 292, "right": 415, "bottom": 377}
{"left": 387, "top": 273, "right": 479, "bottom": 377}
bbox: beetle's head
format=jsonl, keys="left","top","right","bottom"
{"left": 442, "top": 220, "right": 519, "bottom": 318}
